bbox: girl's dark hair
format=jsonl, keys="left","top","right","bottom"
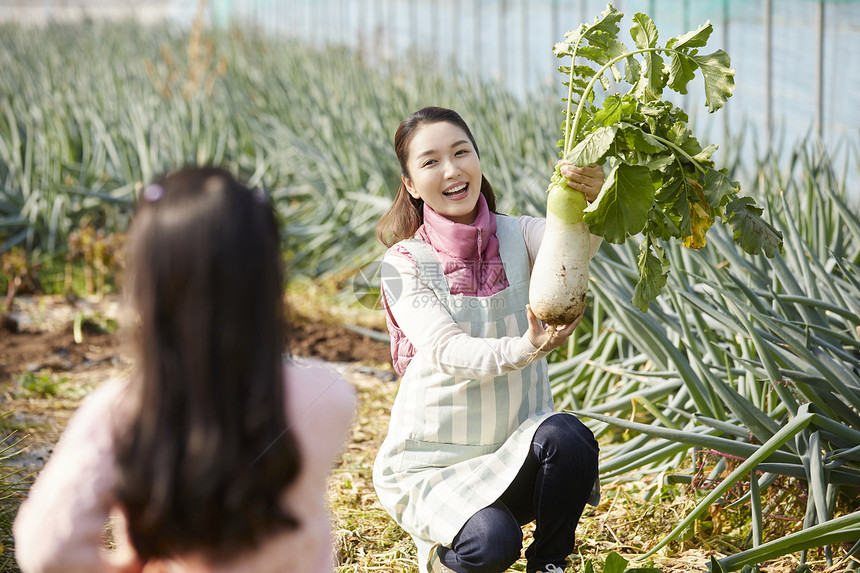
{"left": 375, "top": 106, "right": 498, "bottom": 247}
{"left": 114, "top": 166, "right": 301, "bottom": 561}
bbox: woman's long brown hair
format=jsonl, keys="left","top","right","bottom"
{"left": 114, "top": 166, "right": 301, "bottom": 561}
{"left": 375, "top": 107, "right": 498, "bottom": 247}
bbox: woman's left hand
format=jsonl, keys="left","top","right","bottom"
{"left": 526, "top": 304, "right": 584, "bottom": 352}
{"left": 559, "top": 161, "right": 604, "bottom": 203}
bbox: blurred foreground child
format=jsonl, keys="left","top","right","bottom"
{"left": 14, "top": 166, "right": 355, "bottom": 573}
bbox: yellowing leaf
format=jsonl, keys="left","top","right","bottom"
{"left": 684, "top": 201, "right": 713, "bottom": 249}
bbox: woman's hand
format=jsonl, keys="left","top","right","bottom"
{"left": 526, "top": 304, "right": 583, "bottom": 352}
{"left": 559, "top": 161, "right": 604, "bottom": 203}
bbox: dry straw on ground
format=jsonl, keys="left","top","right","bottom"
{"left": 0, "top": 295, "right": 830, "bottom": 573}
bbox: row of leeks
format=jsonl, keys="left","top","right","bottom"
{"left": 0, "top": 19, "right": 559, "bottom": 287}
{"left": 555, "top": 143, "right": 860, "bottom": 571}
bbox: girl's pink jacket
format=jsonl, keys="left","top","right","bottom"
{"left": 13, "top": 359, "right": 355, "bottom": 573}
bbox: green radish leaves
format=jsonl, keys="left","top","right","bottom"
{"left": 633, "top": 231, "right": 670, "bottom": 312}
{"left": 725, "top": 197, "right": 784, "bottom": 258}
{"left": 630, "top": 13, "right": 664, "bottom": 102}
{"left": 584, "top": 162, "right": 655, "bottom": 244}
{"left": 552, "top": 3, "right": 783, "bottom": 311}
{"left": 568, "top": 125, "right": 618, "bottom": 166}
{"left": 690, "top": 50, "right": 736, "bottom": 112}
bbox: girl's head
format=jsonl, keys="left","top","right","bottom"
{"left": 376, "top": 107, "right": 497, "bottom": 246}
{"left": 116, "top": 166, "right": 301, "bottom": 560}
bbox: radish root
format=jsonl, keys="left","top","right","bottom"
{"left": 526, "top": 324, "right": 558, "bottom": 362}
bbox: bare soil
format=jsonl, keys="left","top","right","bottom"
{"left": 0, "top": 294, "right": 393, "bottom": 471}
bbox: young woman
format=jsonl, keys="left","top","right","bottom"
{"left": 373, "top": 107, "right": 604, "bottom": 573}
{"left": 14, "top": 166, "right": 355, "bottom": 573}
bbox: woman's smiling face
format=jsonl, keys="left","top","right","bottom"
{"left": 403, "top": 121, "right": 483, "bottom": 225}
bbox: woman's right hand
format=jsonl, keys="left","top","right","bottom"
{"left": 525, "top": 304, "right": 583, "bottom": 352}
{"left": 559, "top": 161, "right": 604, "bottom": 203}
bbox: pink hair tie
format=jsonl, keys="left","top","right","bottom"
{"left": 142, "top": 184, "right": 164, "bottom": 202}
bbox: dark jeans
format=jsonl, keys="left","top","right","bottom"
{"left": 437, "top": 413, "right": 599, "bottom": 573}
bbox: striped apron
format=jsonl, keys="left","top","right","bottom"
{"left": 372, "top": 215, "right": 560, "bottom": 572}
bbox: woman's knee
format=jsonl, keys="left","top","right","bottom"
{"left": 534, "top": 414, "right": 599, "bottom": 468}
{"left": 447, "top": 503, "right": 523, "bottom": 572}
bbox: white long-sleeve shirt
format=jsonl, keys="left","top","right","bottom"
{"left": 383, "top": 212, "right": 602, "bottom": 377}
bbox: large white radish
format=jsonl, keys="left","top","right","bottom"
{"left": 529, "top": 179, "right": 590, "bottom": 327}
